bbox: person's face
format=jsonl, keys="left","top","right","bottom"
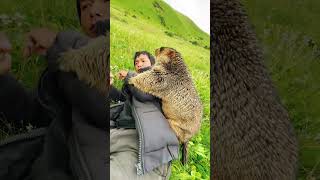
{"left": 80, "top": 0, "right": 109, "bottom": 37}
{"left": 134, "top": 54, "right": 152, "bottom": 72}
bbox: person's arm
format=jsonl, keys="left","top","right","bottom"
{"left": 57, "top": 71, "right": 107, "bottom": 129}
{"left": 122, "top": 71, "right": 156, "bottom": 102}
{"left": 109, "top": 85, "right": 126, "bottom": 102}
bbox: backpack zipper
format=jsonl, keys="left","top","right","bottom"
{"left": 131, "top": 103, "right": 145, "bottom": 175}
{"left": 110, "top": 102, "right": 125, "bottom": 108}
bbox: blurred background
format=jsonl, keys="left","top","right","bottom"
{"left": 243, "top": 0, "right": 320, "bottom": 179}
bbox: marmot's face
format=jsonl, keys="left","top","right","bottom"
{"left": 155, "top": 47, "right": 184, "bottom": 73}
{"left": 155, "top": 47, "right": 179, "bottom": 64}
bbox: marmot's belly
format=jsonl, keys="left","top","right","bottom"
{"left": 162, "top": 100, "right": 201, "bottom": 128}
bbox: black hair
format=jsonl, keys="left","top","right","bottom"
{"left": 133, "top": 51, "right": 155, "bottom": 66}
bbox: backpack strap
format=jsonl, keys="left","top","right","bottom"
{"left": 110, "top": 102, "right": 135, "bottom": 129}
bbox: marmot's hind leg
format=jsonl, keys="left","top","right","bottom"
{"left": 167, "top": 119, "right": 189, "bottom": 143}
{"left": 168, "top": 119, "right": 190, "bottom": 165}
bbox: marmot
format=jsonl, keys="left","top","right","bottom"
{"left": 58, "top": 35, "right": 109, "bottom": 94}
{"left": 128, "top": 47, "right": 203, "bottom": 143}
{"left": 211, "top": 0, "right": 298, "bottom": 179}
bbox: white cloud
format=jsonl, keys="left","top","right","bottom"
{"left": 164, "top": 0, "right": 210, "bottom": 34}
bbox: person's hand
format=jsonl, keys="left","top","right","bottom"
{"left": 22, "top": 27, "right": 57, "bottom": 58}
{"left": 118, "top": 70, "right": 128, "bottom": 80}
{"left": 110, "top": 72, "right": 114, "bottom": 85}
{"left": 0, "top": 32, "right": 12, "bottom": 53}
{"left": 0, "top": 32, "right": 12, "bottom": 75}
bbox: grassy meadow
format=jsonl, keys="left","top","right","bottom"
{"left": 110, "top": 0, "right": 210, "bottom": 179}
{"left": 243, "top": 0, "right": 320, "bottom": 179}
{"left": 0, "top": 0, "right": 80, "bottom": 90}
{"left": 0, "top": 0, "right": 81, "bottom": 138}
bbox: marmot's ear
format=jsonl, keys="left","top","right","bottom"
{"left": 167, "top": 50, "right": 176, "bottom": 58}
{"left": 155, "top": 48, "right": 161, "bottom": 56}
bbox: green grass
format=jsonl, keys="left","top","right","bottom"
{"left": 0, "top": 0, "right": 80, "bottom": 89}
{"left": 1, "top": 0, "right": 87, "bottom": 137}
{"left": 242, "top": 0, "right": 320, "bottom": 179}
{"left": 0, "top": 0, "right": 81, "bottom": 136}
{"left": 0, "top": 0, "right": 78, "bottom": 140}
{"left": 110, "top": 0, "right": 210, "bottom": 179}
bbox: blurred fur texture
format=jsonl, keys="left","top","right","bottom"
{"left": 58, "top": 36, "right": 109, "bottom": 94}
{"left": 211, "top": 0, "right": 298, "bottom": 179}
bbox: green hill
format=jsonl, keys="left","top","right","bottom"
{"left": 110, "top": 0, "right": 210, "bottom": 179}
{"left": 242, "top": 0, "right": 320, "bottom": 179}
{"left": 111, "top": 0, "right": 209, "bottom": 48}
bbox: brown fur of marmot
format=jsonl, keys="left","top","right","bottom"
{"left": 211, "top": 0, "right": 298, "bottom": 179}
{"left": 129, "top": 47, "right": 203, "bottom": 143}
{"left": 58, "top": 36, "right": 109, "bottom": 94}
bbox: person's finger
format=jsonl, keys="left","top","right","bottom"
{"left": 33, "top": 28, "right": 57, "bottom": 48}
{"left": 34, "top": 44, "right": 47, "bottom": 56}
{"left": 0, "top": 32, "right": 12, "bottom": 53}
{"left": 22, "top": 42, "right": 34, "bottom": 58}
{"left": 22, "top": 28, "right": 57, "bottom": 58}
{"left": 0, "top": 53, "right": 12, "bottom": 75}
{"left": 27, "top": 29, "right": 46, "bottom": 48}
{"left": 118, "top": 72, "right": 123, "bottom": 78}
{"left": 22, "top": 32, "right": 36, "bottom": 58}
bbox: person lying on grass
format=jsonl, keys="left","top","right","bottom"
{"left": 109, "top": 50, "right": 178, "bottom": 179}
{"left": 110, "top": 51, "right": 156, "bottom": 103}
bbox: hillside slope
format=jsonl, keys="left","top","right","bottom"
{"left": 111, "top": 0, "right": 209, "bottom": 48}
